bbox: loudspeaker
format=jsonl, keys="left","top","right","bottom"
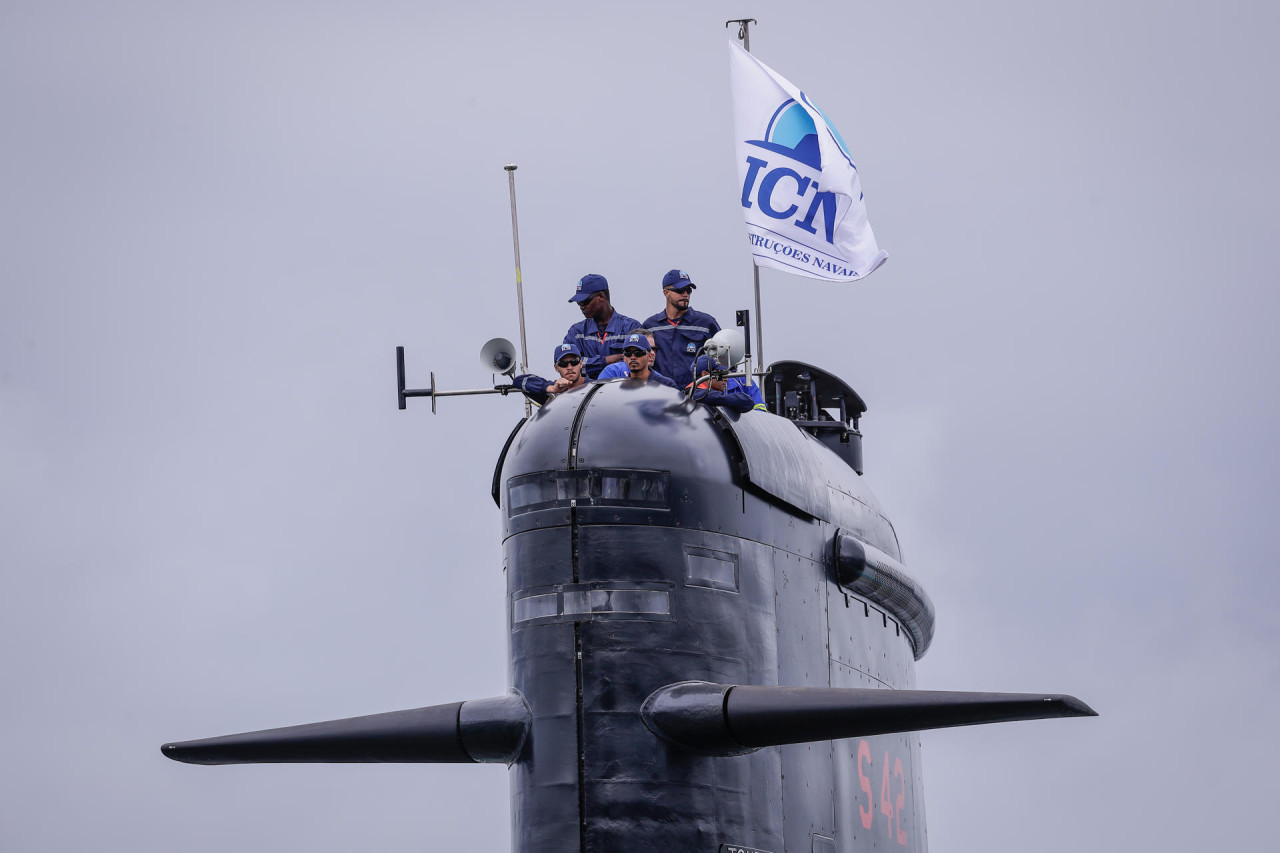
{"left": 479, "top": 337, "right": 518, "bottom": 376}
{"left": 705, "top": 328, "right": 746, "bottom": 368}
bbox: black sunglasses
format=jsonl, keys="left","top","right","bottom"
{"left": 622, "top": 348, "right": 648, "bottom": 358}
{"left": 556, "top": 357, "right": 581, "bottom": 367}
{"left": 667, "top": 286, "right": 693, "bottom": 295}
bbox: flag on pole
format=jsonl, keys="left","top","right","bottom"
{"left": 729, "top": 41, "right": 888, "bottom": 282}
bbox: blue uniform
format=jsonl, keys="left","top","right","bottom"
{"left": 511, "top": 374, "right": 553, "bottom": 406}
{"left": 641, "top": 308, "right": 722, "bottom": 388}
{"left": 686, "top": 376, "right": 767, "bottom": 413}
{"left": 564, "top": 312, "right": 642, "bottom": 380}
{"left": 598, "top": 362, "right": 679, "bottom": 388}
{"left": 596, "top": 362, "right": 630, "bottom": 380}
{"left": 644, "top": 370, "right": 679, "bottom": 389}
{"left": 734, "top": 377, "right": 768, "bottom": 411}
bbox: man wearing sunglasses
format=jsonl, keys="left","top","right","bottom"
{"left": 684, "top": 354, "right": 767, "bottom": 414}
{"left": 618, "top": 332, "right": 678, "bottom": 388}
{"left": 563, "top": 273, "right": 642, "bottom": 381}
{"left": 597, "top": 332, "right": 655, "bottom": 380}
{"left": 512, "top": 343, "right": 589, "bottom": 406}
{"left": 641, "top": 269, "right": 722, "bottom": 387}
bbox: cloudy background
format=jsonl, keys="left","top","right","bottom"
{"left": 2, "top": 1, "right": 1276, "bottom": 850}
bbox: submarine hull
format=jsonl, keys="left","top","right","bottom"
{"left": 499, "top": 380, "right": 926, "bottom": 853}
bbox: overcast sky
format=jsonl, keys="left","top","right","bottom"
{"left": 2, "top": 1, "right": 1277, "bottom": 850}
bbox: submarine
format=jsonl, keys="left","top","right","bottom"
{"left": 162, "top": 347, "right": 1095, "bottom": 853}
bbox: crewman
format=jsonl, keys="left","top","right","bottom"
{"left": 618, "top": 332, "right": 678, "bottom": 388}
{"left": 685, "top": 354, "right": 767, "bottom": 413}
{"left": 597, "top": 332, "right": 657, "bottom": 379}
{"left": 564, "top": 274, "right": 642, "bottom": 380}
{"left": 511, "top": 343, "right": 588, "bottom": 406}
{"left": 642, "top": 269, "right": 722, "bottom": 387}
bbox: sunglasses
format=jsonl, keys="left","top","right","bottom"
{"left": 556, "top": 357, "right": 581, "bottom": 367}
{"left": 622, "top": 348, "right": 648, "bottom": 358}
{"left": 667, "top": 286, "right": 693, "bottom": 295}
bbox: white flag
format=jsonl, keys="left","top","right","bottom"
{"left": 729, "top": 42, "right": 888, "bottom": 282}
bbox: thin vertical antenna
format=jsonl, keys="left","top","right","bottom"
{"left": 504, "top": 164, "right": 532, "bottom": 417}
{"left": 726, "top": 19, "right": 765, "bottom": 375}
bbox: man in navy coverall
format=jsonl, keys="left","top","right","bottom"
{"left": 563, "top": 273, "right": 641, "bottom": 380}
{"left": 641, "top": 269, "right": 722, "bottom": 388}
{"left": 684, "top": 354, "right": 767, "bottom": 413}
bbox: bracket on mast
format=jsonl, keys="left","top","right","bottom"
{"left": 725, "top": 18, "right": 757, "bottom": 50}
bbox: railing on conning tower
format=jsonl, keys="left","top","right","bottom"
{"left": 762, "top": 361, "right": 867, "bottom": 476}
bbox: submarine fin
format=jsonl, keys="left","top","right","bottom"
{"left": 642, "top": 681, "right": 1096, "bottom": 755}
{"left": 162, "top": 692, "right": 530, "bottom": 766}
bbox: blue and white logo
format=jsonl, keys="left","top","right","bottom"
{"left": 746, "top": 96, "right": 856, "bottom": 172}
{"left": 685, "top": 342, "right": 696, "bottom": 353}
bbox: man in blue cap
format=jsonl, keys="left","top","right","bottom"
{"left": 618, "top": 332, "right": 677, "bottom": 388}
{"left": 642, "top": 269, "right": 722, "bottom": 388}
{"left": 563, "top": 274, "right": 642, "bottom": 380}
{"left": 511, "top": 343, "right": 589, "bottom": 406}
{"left": 684, "top": 354, "right": 767, "bottom": 413}
{"left": 597, "top": 331, "right": 655, "bottom": 380}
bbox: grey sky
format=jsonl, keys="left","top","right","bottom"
{"left": 2, "top": 1, "right": 1276, "bottom": 850}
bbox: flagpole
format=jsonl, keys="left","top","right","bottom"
{"left": 727, "top": 18, "right": 765, "bottom": 375}
{"left": 504, "top": 164, "right": 532, "bottom": 417}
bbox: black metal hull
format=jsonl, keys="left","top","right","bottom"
{"left": 501, "top": 380, "right": 926, "bottom": 853}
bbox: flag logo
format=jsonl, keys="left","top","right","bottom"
{"left": 748, "top": 99, "right": 827, "bottom": 170}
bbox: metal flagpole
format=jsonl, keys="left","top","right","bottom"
{"left": 504, "top": 164, "right": 532, "bottom": 417}
{"left": 727, "top": 19, "right": 765, "bottom": 376}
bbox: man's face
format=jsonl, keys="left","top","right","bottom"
{"left": 578, "top": 291, "right": 608, "bottom": 321}
{"left": 554, "top": 355, "right": 582, "bottom": 384}
{"left": 623, "top": 346, "right": 649, "bottom": 376}
{"left": 664, "top": 285, "right": 692, "bottom": 313}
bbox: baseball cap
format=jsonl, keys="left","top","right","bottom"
{"left": 569, "top": 273, "right": 609, "bottom": 303}
{"left": 692, "top": 354, "right": 725, "bottom": 376}
{"left": 621, "top": 332, "right": 652, "bottom": 353}
{"left": 661, "top": 269, "right": 696, "bottom": 290}
{"left": 553, "top": 343, "right": 582, "bottom": 364}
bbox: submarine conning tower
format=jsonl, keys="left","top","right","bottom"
{"left": 159, "top": 360, "right": 1095, "bottom": 852}
{"left": 495, "top": 370, "right": 936, "bottom": 853}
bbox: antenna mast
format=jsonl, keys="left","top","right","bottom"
{"left": 505, "top": 164, "right": 533, "bottom": 417}
{"left": 726, "top": 18, "right": 765, "bottom": 375}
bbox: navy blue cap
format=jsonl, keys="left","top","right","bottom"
{"left": 662, "top": 269, "right": 696, "bottom": 290}
{"left": 692, "top": 354, "right": 724, "bottom": 376}
{"left": 620, "top": 332, "right": 652, "bottom": 353}
{"left": 553, "top": 343, "right": 582, "bottom": 364}
{"left": 569, "top": 273, "right": 609, "bottom": 303}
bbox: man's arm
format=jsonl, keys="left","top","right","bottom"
{"left": 691, "top": 386, "right": 754, "bottom": 414}
{"left": 732, "top": 378, "right": 768, "bottom": 411}
{"left": 598, "top": 362, "right": 630, "bottom": 380}
{"left": 511, "top": 374, "right": 552, "bottom": 406}
{"left": 606, "top": 316, "right": 644, "bottom": 356}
